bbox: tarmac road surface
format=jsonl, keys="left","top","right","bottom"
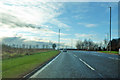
{"left": 30, "top": 50, "right": 119, "bottom": 78}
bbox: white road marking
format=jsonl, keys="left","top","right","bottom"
{"left": 79, "top": 58, "right": 95, "bottom": 71}
{"left": 74, "top": 55, "right": 77, "bottom": 57}
{"left": 92, "top": 54, "right": 119, "bottom": 60}
{"left": 92, "top": 54, "right": 102, "bottom": 57}
{"left": 115, "top": 58, "right": 120, "bottom": 60}
{"left": 108, "top": 57, "right": 119, "bottom": 60}
{"left": 108, "top": 57, "right": 114, "bottom": 59}
{"left": 30, "top": 53, "right": 61, "bottom": 78}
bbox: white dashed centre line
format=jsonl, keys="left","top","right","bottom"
{"left": 108, "top": 57, "right": 114, "bottom": 59}
{"left": 74, "top": 55, "right": 77, "bottom": 57}
{"left": 108, "top": 57, "right": 119, "bottom": 60}
{"left": 79, "top": 58, "right": 95, "bottom": 71}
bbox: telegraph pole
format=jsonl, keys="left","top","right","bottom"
{"left": 109, "top": 7, "right": 112, "bottom": 52}
{"left": 107, "top": 33, "right": 109, "bottom": 51}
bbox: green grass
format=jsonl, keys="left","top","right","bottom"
{"left": 98, "top": 51, "right": 119, "bottom": 54}
{"left": 2, "top": 50, "right": 60, "bottom": 78}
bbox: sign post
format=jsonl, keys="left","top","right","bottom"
{"left": 119, "top": 48, "right": 120, "bottom": 55}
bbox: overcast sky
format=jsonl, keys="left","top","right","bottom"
{"left": 0, "top": 0, "right": 118, "bottom": 48}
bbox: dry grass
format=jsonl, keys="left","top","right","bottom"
{"left": 2, "top": 44, "right": 53, "bottom": 59}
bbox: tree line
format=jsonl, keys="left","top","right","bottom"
{"left": 76, "top": 39, "right": 103, "bottom": 51}
{"left": 3, "top": 43, "right": 57, "bottom": 49}
{"left": 76, "top": 38, "right": 120, "bottom": 51}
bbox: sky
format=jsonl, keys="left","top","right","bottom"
{"left": 0, "top": 0, "right": 118, "bottom": 48}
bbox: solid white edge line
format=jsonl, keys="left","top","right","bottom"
{"left": 79, "top": 58, "right": 95, "bottom": 71}
{"left": 30, "top": 53, "right": 61, "bottom": 78}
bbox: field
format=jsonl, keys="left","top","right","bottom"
{"left": 2, "top": 50, "right": 60, "bottom": 78}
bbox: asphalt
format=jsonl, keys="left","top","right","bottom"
{"left": 30, "top": 50, "right": 119, "bottom": 78}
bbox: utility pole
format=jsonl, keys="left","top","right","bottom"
{"left": 109, "top": 7, "right": 112, "bottom": 52}
{"left": 58, "top": 29, "right": 60, "bottom": 50}
{"left": 107, "top": 33, "right": 109, "bottom": 51}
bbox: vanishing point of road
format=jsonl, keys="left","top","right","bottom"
{"left": 30, "top": 50, "right": 119, "bottom": 78}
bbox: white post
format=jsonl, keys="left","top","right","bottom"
{"left": 119, "top": 48, "right": 120, "bottom": 55}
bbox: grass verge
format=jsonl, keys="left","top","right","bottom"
{"left": 2, "top": 50, "right": 60, "bottom": 78}
{"left": 98, "top": 51, "right": 119, "bottom": 55}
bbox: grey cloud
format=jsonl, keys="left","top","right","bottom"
{"left": 2, "top": 37, "right": 53, "bottom": 47}
{"left": 1, "top": 13, "right": 41, "bottom": 29}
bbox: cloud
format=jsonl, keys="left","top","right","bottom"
{"left": 75, "top": 33, "right": 95, "bottom": 38}
{"left": 0, "top": 0, "right": 71, "bottom": 44}
{"left": 85, "top": 24, "right": 97, "bottom": 27}
{"left": 78, "top": 23, "right": 97, "bottom": 28}
{"left": 99, "top": 2, "right": 118, "bottom": 8}
{"left": 0, "top": 13, "right": 42, "bottom": 29}
{"left": 0, "top": 0, "right": 65, "bottom": 29}
{"left": 49, "top": 19, "right": 71, "bottom": 30}
{"left": 0, "top": 26, "right": 70, "bottom": 44}
{"left": 60, "top": 38, "right": 79, "bottom": 47}
{"left": 73, "top": 15, "right": 84, "bottom": 19}
{"left": 2, "top": 37, "right": 54, "bottom": 48}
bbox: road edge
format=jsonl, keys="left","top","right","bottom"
{"left": 97, "top": 51, "right": 119, "bottom": 55}
{"left": 22, "top": 51, "right": 61, "bottom": 79}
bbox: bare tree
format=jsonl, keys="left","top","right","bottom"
{"left": 83, "top": 39, "right": 89, "bottom": 50}
{"left": 93, "top": 44, "right": 97, "bottom": 51}
{"left": 29, "top": 45, "right": 31, "bottom": 49}
{"left": 46, "top": 45, "right": 48, "bottom": 49}
{"left": 43, "top": 44, "right": 45, "bottom": 49}
{"left": 99, "top": 42, "right": 103, "bottom": 51}
{"left": 12, "top": 44, "right": 15, "bottom": 48}
{"left": 104, "top": 38, "right": 108, "bottom": 50}
{"left": 88, "top": 39, "right": 94, "bottom": 50}
{"left": 36, "top": 44, "right": 39, "bottom": 49}
{"left": 16, "top": 44, "right": 18, "bottom": 48}
{"left": 76, "top": 40, "right": 83, "bottom": 49}
{"left": 76, "top": 39, "right": 99, "bottom": 51}
{"left": 22, "top": 44, "right": 25, "bottom": 49}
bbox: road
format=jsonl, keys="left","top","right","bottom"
{"left": 30, "top": 50, "right": 119, "bottom": 78}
